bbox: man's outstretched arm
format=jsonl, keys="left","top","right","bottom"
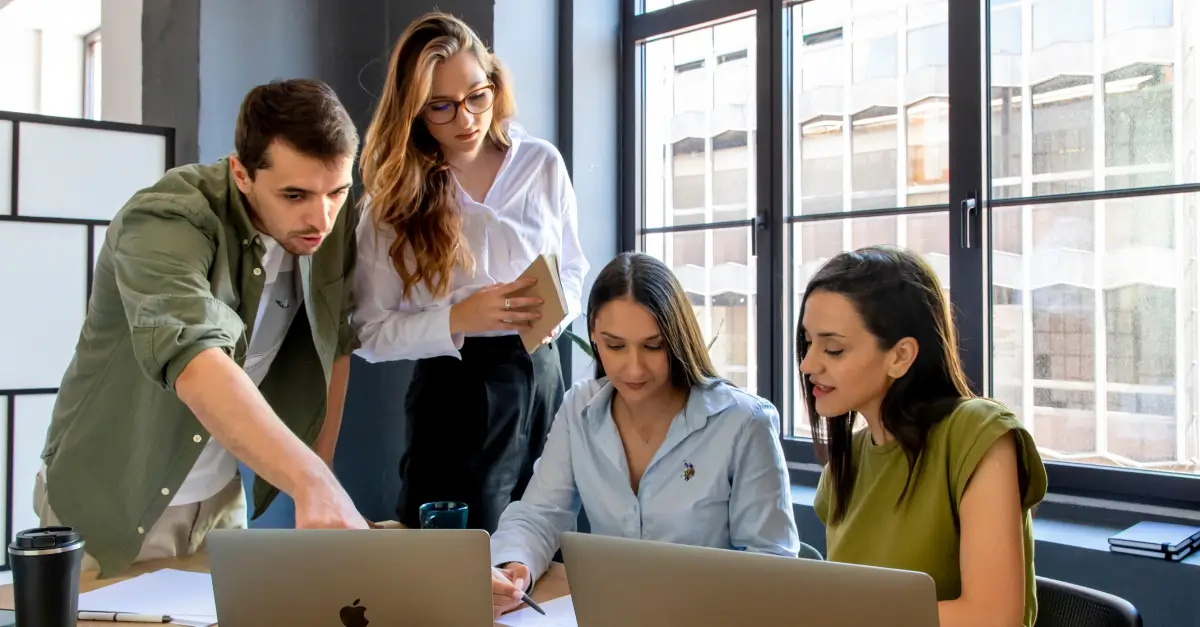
{"left": 176, "top": 348, "right": 363, "bottom": 527}
{"left": 112, "top": 204, "right": 366, "bottom": 529}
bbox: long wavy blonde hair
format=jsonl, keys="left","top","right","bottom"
{"left": 360, "top": 12, "right": 516, "bottom": 299}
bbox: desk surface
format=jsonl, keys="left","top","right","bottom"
{"left": 0, "top": 527, "right": 569, "bottom": 626}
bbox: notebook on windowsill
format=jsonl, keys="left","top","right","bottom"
{"left": 510, "top": 253, "right": 568, "bottom": 354}
{"left": 1107, "top": 521, "right": 1200, "bottom": 561}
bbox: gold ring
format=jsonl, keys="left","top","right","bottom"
{"left": 505, "top": 298, "right": 511, "bottom": 311}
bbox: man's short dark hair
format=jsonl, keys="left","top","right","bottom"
{"left": 234, "top": 78, "right": 360, "bottom": 178}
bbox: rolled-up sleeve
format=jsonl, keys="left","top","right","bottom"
{"left": 728, "top": 401, "right": 801, "bottom": 557}
{"left": 350, "top": 202, "right": 464, "bottom": 362}
{"left": 490, "top": 401, "right": 581, "bottom": 583}
{"left": 112, "top": 203, "right": 243, "bottom": 391}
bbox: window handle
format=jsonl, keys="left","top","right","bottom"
{"left": 960, "top": 193, "right": 978, "bottom": 249}
{"left": 751, "top": 214, "right": 764, "bottom": 256}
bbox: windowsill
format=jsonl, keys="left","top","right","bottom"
{"left": 788, "top": 481, "right": 1200, "bottom": 569}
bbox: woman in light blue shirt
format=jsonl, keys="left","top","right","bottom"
{"left": 489, "top": 252, "right": 799, "bottom": 615}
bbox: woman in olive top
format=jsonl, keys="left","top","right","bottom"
{"left": 798, "top": 245, "right": 1047, "bottom": 627}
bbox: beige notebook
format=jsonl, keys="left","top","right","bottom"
{"left": 510, "top": 253, "right": 568, "bottom": 353}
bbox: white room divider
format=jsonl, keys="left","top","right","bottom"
{"left": 0, "top": 110, "right": 173, "bottom": 569}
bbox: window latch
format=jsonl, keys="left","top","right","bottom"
{"left": 751, "top": 214, "right": 765, "bottom": 256}
{"left": 960, "top": 193, "right": 979, "bottom": 249}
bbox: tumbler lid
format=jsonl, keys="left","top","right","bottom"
{"left": 8, "top": 526, "right": 84, "bottom": 556}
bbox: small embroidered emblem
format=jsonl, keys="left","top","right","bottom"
{"left": 682, "top": 461, "right": 695, "bottom": 481}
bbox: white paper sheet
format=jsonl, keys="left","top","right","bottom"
{"left": 496, "top": 595, "right": 577, "bottom": 627}
{"left": 77, "top": 569, "right": 218, "bottom": 626}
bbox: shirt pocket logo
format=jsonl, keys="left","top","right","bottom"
{"left": 682, "top": 461, "right": 695, "bottom": 481}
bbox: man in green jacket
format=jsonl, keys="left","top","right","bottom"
{"left": 35, "top": 78, "right": 369, "bottom": 578}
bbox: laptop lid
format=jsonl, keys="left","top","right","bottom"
{"left": 207, "top": 528, "right": 494, "bottom": 627}
{"left": 559, "top": 532, "right": 939, "bottom": 627}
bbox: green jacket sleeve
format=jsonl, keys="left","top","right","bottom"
{"left": 112, "top": 202, "right": 244, "bottom": 390}
{"left": 336, "top": 194, "right": 363, "bottom": 358}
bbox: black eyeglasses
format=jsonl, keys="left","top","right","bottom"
{"left": 422, "top": 84, "right": 496, "bottom": 125}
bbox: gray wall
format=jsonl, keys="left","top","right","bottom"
{"left": 494, "top": 0, "right": 558, "bottom": 144}
{"left": 141, "top": 0, "right": 201, "bottom": 167}
{"left": 139, "top": 0, "right": 617, "bottom": 527}
{"left": 195, "top": 0, "right": 322, "bottom": 163}
{"left": 563, "top": 0, "right": 621, "bottom": 382}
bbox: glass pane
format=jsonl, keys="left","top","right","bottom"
{"left": 789, "top": 0, "right": 949, "bottom": 216}
{"left": 989, "top": 0, "right": 1192, "bottom": 196}
{"left": 13, "top": 394, "right": 54, "bottom": 541}
{"left": 990, "top": 192, "right": 1200, "bottom": 475}
{"left": 642, "top": 228, "right": 758, "bottom": 392}
{"left": 0, "top": 222, "right": 87, "bottom": 390}
{"left": 643, "top": 18, "right": 757, "bottom": 230}
{"left": 0, "top": 395, "right": 7, "bottom": 561}
{"left": 787, "top": 212, "right": 951, "bottom": 437}
{"left": 640, "top": 0, "right": 697, "bottom": 15}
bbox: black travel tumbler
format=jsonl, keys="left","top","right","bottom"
{"left": 8, "top": 527, "right": 85, "bottom": 627}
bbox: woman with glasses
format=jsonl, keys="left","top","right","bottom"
{"left": 353, "top": 11, "right": 589, "bottom": 533}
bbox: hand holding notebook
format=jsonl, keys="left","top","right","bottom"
{"left": 448, "top": 276, "right": 545, "bottom": 335}
{"left": 508, "top": 253, "right": 569, "bottom": 353}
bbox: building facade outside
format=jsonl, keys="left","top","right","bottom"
{"left": 640, "top": 0, "right": 1199, "bottom": 475}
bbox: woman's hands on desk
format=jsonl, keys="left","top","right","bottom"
{"left": 491, "top": 562, "right": 531, "bottom": 618}
{"left": 450, "top": 277, "right": 544, "bottom": 335}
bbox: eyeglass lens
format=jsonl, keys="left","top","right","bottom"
{"left": 425, "top": 87, "right": 494, "bottom": 125}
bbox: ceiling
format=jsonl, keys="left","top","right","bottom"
{"left": 0, "top": 0, "right": 100, "bottom": 36}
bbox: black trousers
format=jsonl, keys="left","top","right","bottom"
{"left": 397, "top": 335, "right": 565, "bottom": 532}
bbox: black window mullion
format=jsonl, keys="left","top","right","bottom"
{"left": 620, "top": 0, "right": 641, "bottom": 252}
{"left": 947, "top": 0, "right": 987, "bottom": 395}
{"left": 757, "top": 0, "right": 785, "bottom": 411}
{"left": 631, "top": 0, "right": 758, "bottom": 42}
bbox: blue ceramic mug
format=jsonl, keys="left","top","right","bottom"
{"left": 418, "top": 501, "right": 469, "bottom": 529}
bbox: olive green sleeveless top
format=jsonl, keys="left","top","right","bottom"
{"left": 814, "top": 398, "right": 1048, "bottom": 627}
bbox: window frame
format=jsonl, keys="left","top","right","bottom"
{"left": 83, "top": 28, "right": 102, "bottom": 121}
{"left": 620, "top": 0, "right": 1200, "bottom": 509}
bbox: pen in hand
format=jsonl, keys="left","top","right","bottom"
{"left": 520, "top": 591, "right": 546, "bottom": 616}
{"left": 494, "top": 566, "right": 546, "bottom": 616}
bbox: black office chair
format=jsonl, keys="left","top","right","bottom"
{"left": 1034, "top": 576, "right": 1142, "bottom": 627}
{"left": 797, "top": 541, "right": 824, "bottom": 560}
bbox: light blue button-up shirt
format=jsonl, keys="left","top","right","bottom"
{"left": 490, "top": 377, "right": 800, "bottom": 582}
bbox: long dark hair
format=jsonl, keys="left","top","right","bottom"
{"left": 588, "top": 252, "right": 720, "bottom": 390}
{"left": 798, "top": 245, "right": 972, "bottom": 524}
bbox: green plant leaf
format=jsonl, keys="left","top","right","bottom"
{"left": 563, "top": 329, "right": 594, "bottom": 357}
{"left": 708, "top": 318, "right": 722, "bottom": 351}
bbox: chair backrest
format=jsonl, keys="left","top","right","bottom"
{"left": 797, "top": 541, "right": 824, "bottom": 560}
{"left": 1034, "top": 576, "right": 1142, "bottom": 627}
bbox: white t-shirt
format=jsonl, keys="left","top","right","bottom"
{"left": 170, "top": 234, "right": 301, "bottom": 505}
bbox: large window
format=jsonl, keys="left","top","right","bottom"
{"left": 988, "top": 0, "right": 1198, "bottom": 484}
{"left": 639, "top": 16, "right": 760, "bottom": 392}
{"left": 624, "top": 0, "right": 1200, "bottom": 506}
{"left": 787, "top": 0, "right": 953, "bottom": 437}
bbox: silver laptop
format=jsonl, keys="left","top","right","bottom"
{"left": 207, "top": 528, "right": 495, "bottom": 627}
{"left": 560, "top": 532, "right": 939, "bottom": 627}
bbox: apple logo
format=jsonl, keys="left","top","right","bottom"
{"left": 339, "top": 598, "right": 369, "bottom": 627}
